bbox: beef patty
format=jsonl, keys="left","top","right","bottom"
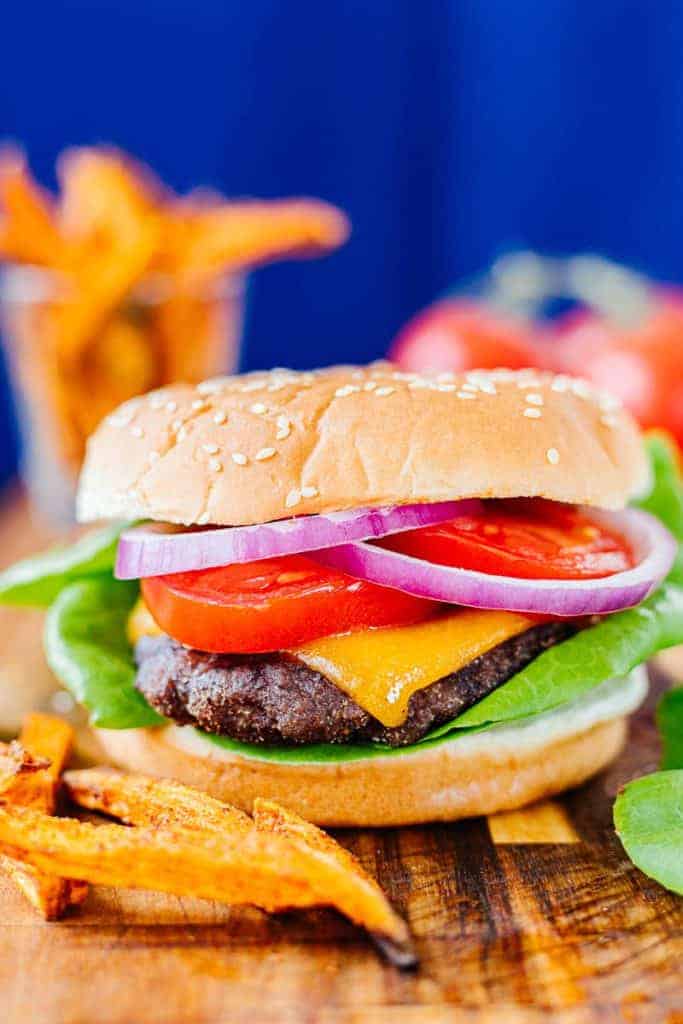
{"left": 135, "top": 621, "right": 574, "bottom": 747}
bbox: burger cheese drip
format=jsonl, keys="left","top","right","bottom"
{"left": 291, "top": 609, "right": 534, "bottom": 726}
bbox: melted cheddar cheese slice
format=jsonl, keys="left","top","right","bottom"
{"left": 292, "top": 609, "right": 534, "bottom": 727}
{"left": 128, "top": 597, "right": 534, "bottom": 729}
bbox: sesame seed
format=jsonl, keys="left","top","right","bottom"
{"left": 213, "top": 411, "right": 227, "bottom": 425}
{"left": 525, "top": 393, "right": 544, "bottom": 406}
{"left": 197, "top": 377, "right": 230, "bottom": 394}
{"left": 547, "top": 448, "right": 560, "bottom": 465}
{"left": 456, "top": 391, "right": 476, "bottom": 400}
{"left": 202, "top": 443, "right": 220, "bottom": 455}
{"left": 571, "top": 379, "right": 591, "bottom": 399}
{"left": 241, "top": 380, "right": 265, "bottom": 393}
{"left": 462, "top": 383, "right": 478, "bottom": 392}
{"left": 551, "top": 375, "right": 569, "bottom": 392}
{"left": 255, "top": 447, "right": 277, "bottom": 461}
{"left": 437, "top": 383, "right": 458, "bottom": 392}
{"left": 335, "top": 384, "right": 359, "bottom": 398}
{"left": 149, "top": 394, "right": 167, "bottom": 410}
{"left": 209, "top": 458, "right": 223, "bottom": 472}
{"left": 197, "top": 512, "right": 210, "bottom": 525}
{"left": 191, "top": 399, "right": 206, "bottom": 411}
{"left": 375, "top": 386, "right": 395, "bottom": 397}
{"left": 250, "top": 402, "right": 267, "bottom": 415}
{"left": 276, "top": 415, "right": 291, "bottom": 440}
{"left": 107, "top": 414, "right": 130, "bottom": 428}
{"left": 364, "top": 381, "right": 377, "bottom": 391}
{"left": 148, "top": 450, "right": 160, "bottom": 464}
{"left": 171, "top": 419, "right": 183, "bottom": 432}
{"left": 301, "top": 485, "right": 318, "bottom": 498}
{"left": 165, "top": 401, "right": 178, "bottom": 413}
{"left": 268, "top": 381, "right": 287, "bottom": 392}
{"left": 176, "top": 427, "right": 187, "bottom": 441}
{"left": 131, "top": 425, "right": 144, "bottom": 438}
{"left": 285, "top": 489, "right": 301, "bottom": 508}
{"left": 599, "top": 393, "right": 621, "bottom": 412}
{"left": 408, "top": 379, "right": 428, "bottom": 389}
{"left": 347, "top": 581, "right": 363, "bottom": 592}
{"left": 524, "top": 408, "right": 542, "bottom": 419}
{"left": 231, "top": 452, "right": 248, "bottom": 466}
{"left": 468, "top": 374, "right": 498, "bottom": 394}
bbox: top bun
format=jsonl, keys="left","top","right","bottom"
{"left": 77, "top": 363, "right": 650, "bottom": 526}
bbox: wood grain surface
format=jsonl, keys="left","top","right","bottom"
{"left": 0, "top": 489, "right": 681, "bottom": 1024}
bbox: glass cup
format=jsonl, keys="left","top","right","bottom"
{"left": 0, "top": 266, "right": 246, "bottom": 523}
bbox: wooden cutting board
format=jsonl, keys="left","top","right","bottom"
{"left": 0, "top": 489, "right": 681, "bottom": 1024}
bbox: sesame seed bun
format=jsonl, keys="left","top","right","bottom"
{"left": 88, "top": 668, "right": 647, "bottom": 827}
{"left": 76, "top": 364, "right": 649, "bottom": 526}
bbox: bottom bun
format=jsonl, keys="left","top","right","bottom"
{"left": 91, "top": 669, "right": 646, "bottom": 827}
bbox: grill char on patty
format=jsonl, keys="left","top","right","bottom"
{"left": 135, "top": 621, "right": 574, "bottom": 747}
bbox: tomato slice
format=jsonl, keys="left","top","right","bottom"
{"left": 141, "top": 555, "right": 437, "bottom": 653}
{"left": 379, "top": 499, "right": 633, "bottom": 580}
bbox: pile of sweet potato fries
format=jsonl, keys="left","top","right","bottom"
{"left": 0, "top": 714, "right": 415, "bottom": 967}
{"left": 0, "top": 146, "right": 349, "bottom": 470}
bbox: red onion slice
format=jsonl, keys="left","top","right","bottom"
{"left": 115, "top": 501, "right": 477, "bottom": 580}
{"left": 311, "top": 508, "right": 677, "bottom": 617}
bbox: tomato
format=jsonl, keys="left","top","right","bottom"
{"left": 141, "top": 555, "right": 437, "bottom": 653}
{"left": 379, "top": 499, "right": 633, "bottom": 580}
{"left": 389, "top": 299, "right": 538, "bottom": 374}
{"left": 546, "top": 294, "right": 683, "bottom": 448}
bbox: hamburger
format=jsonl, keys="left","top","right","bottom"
{"left": 2, "top": 363, "right": 682, "bottom": 826}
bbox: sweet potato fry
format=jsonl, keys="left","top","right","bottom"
{"left": 14, "top": 713, "right": 73, "bottom": 810}
{"left": 56, "top": 147, "right": 163, "bottom": 246}
{"left": 49, "top": 148, "right": 162, "bottom": 370}
{"left": 0, "top": 741, "right": 50, "bottom": 793}
{"left": 63, "top": 768, "right": 415, "bottom": 966}
{"left": 0, "top": 861, "right": 88, "bottom": 920}
{"left": 253, "top": 799, "right": 415, "bottom": 967}
{"left": 0, "top": 714, "right": 88, "bottom": 920}
{"left": 0, "top": 804, "right": 335, "bottom": 911}
{"left": 0, "top": 148, "right": 64, "bottom": 266}
{"left": 63, "top": 768, "right": 252, "bottom": 833}
{"left": 165, "top": 199, "right": 350, "bottom": 285}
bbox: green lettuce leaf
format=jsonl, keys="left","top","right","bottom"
{"left": 427, "top": 581, "right": 683, "bottom": 736}
{"left": 613, "top": 771, "right": 683, "bottom": 895}
{"left": 44, "top": 576, "right": 162, "bottom": 728}
{"left": 0, "top": 522, "right": 129, "bottom": 607}
{"left": 637, "top": 433, "right": 683, "bottom": 541}
{"left": 636, "top": 432, "right": 683, "bottom": 583}
{"left": 657, "top": 687, "right": 683, "bottom": 770}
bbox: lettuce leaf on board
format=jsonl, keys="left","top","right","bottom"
{"left": 44, "top": 576, "right": 163, "bottom": 728}
{"left": 0, "top": 522, "right": 129, "bottom": 607}
{"left": 613, "top": 771, "right": 683, "bottom": 895}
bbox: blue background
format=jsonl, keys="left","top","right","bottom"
{"left": 1, "top": 1, "right": 682, "bottom": 485}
